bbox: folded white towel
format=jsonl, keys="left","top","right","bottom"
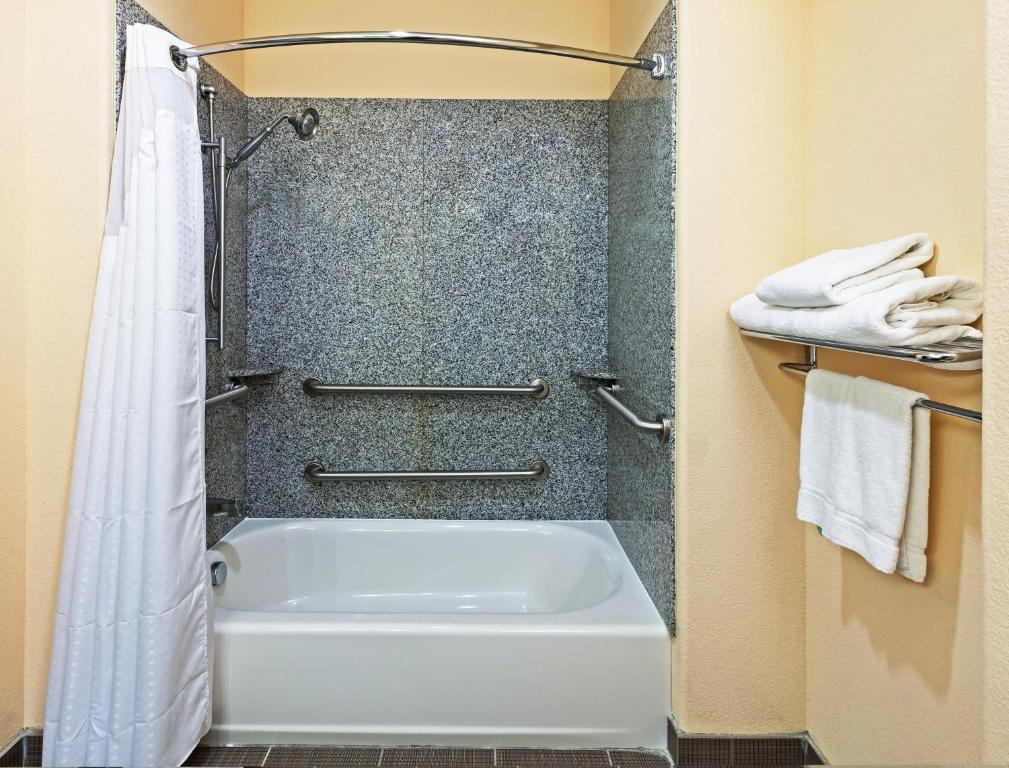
{"left": 756, "top": 233, "right": 934, "bottom": 308}
{"left": 731, "top": 275, "right": 983, "bottom": 348}
{"left": 797, "top": 370, "right": 931, "bottom": 581}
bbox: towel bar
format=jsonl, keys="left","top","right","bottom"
{"left": 781, "top": 347, "right": 981, "bottom": 423}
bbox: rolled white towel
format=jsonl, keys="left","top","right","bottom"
{"left": 756, "top": 233, "right": 934, "bottom": 308}
{"left": 731, "top": 275, "right": 983, "bottom": 347}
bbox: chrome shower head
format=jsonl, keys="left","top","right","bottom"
{"left": 230, "top": 106, "right": 321, "bottom": 167}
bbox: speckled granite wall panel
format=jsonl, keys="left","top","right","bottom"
{"left": 606, "top": 3, "right": 676, "bottom": 629}
{"left": 116, "top": 0, "right": 250, "bottom": 544}
{"left": 246, "top": 98, "right": 608, "bottom": 519}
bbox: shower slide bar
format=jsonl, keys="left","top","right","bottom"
{"left": 303, "top": 377, "right": 550, "bottom": 398}
{"left": 169, "top": 31, "right": 669, "bottom": 79}
{"left": 304, "top": 459, "right": 550, "bottom": 482}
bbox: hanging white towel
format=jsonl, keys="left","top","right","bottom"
{"left": 756, "top": 233, "right": 934, "bottom": 308}
{"left": 797, "top": 370, "right": 930, "bottom": 581}
{"left": 43, "top": 25, "right": 209, "bottom": 768}
{"left": 730, "top": 275, "right": 983, "bottom": 350}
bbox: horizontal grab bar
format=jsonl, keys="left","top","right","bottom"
{"left": 205, "top": 384, "right": 249, "bottom": 408}
{"left": 304, "top": 459, "right": 550, "bottom": 482}
{"left": 595, "top": 386, "right": 671, "bottom": 444}
{"left": 303, "top": 378, "right": 550, "bottom": 398}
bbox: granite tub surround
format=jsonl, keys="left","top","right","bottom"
{"left": 606, "top": 1, "right": 676, "bottom": 629}
{"left": 116, "top": 0, "right": 252, "bottom": 545}
{"left": 245, "top": 98, "right": 609, "bottom": 520}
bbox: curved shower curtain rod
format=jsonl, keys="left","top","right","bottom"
{"left": 169, "top": 30, "right": 669, "bottom": 79}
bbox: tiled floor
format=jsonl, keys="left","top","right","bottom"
{"left": 182, "top": 746, "right": 671, "bottom": 768}
{"left": 0, "top": 734, "right": 41, "bottom": 767}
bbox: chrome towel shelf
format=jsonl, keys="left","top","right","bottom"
{"left": 739, "top": 329, "right": 982, "bottom": 367}
{"left": 303, "top": 378, "right": 550, "bottom": 398}
{"left": 304, "top": 459, "right": 550, "bottom": 482}
{"left": 739, "top": 330, "right": 982, "bottom": 423}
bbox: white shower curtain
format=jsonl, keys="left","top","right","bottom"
{"left": 43, "top": 24, "right": 209, "bottom": 768}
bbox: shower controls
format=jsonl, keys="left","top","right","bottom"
{"left": 210, "top": 561, "right": 228, "bottom": 588}
{"left": 207, "top": 496, "right": 244, "bottom": 518}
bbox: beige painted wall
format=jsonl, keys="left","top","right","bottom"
{"left": 20, "top": 0, "right": 116, "bottom": 727}
{"left": 137, "top": 0, "right": 245, "bottom": 90}
{"left": 984, "top": 0, "right": 1009, "bottom": 761}
{"left": 673, "top": 0, "right": 808, "bottom": 733}
{"left": 0, "top": 0, "right": 28, "bottom": 747}
{"left": 803, "top": 1, "right": 985, "bottom": 762}
{"left": 243, "top": 0, "right": 612, "bottom": 99}
{"left": 608, "top": 0, "right": 668, "bottom": 90}
{"left": 675, "top": 2, "right": 989, "bottom": 757}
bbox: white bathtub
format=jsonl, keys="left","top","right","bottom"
{"left": 206, "top": 518, "right": 670, "bottom": 749}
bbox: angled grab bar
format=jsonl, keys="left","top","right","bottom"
{"left": 304, "top": 459, "right": 550, "bottom": 482}
{"left": 303, "top": 378, "right": 550, "bottom": 398}
{"left": 205, "top": 384, "right": 249, "bottom": 408}
{"left": 595, "top": 386, "right": 671, "bottom": 444}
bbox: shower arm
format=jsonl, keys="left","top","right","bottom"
{"left": 169, "top": 31, "right": 670, "bottom": 79}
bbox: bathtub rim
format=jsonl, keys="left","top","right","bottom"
{"left": 208, "top": 517, "right": 668, "bottom": 630}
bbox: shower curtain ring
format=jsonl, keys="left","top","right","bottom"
{"left": 170, "top": 45, "right": 189, "bottom": 71}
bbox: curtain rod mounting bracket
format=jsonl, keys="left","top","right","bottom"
{"left": 649, "top": 53, "right": 670, "bottom": 79}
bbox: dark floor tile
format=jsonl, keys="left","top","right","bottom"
{"left": 734, "top": 738, "right": 804, "bottom": 767}
{"left": 0, "top": 741, "right": 21, "bottom": 768}
{"left": 380, "top": 747, "right": 493, "bottom": 767}
{"left": 21, "top": 735, "right": 41, "bottom": 768}
{"left": 264, "top": 746, "right": 380, "bottom": 767}
{"left": 802, "top": 739, "right": 826, "bottom": 766}
{"left": 495, "top": 749, "right": 611, "bottom": 767}
{"left": 609, "top": 750, "right": 671, "bottom": 767}
{"left": 666, "top": 720, "right": 679, "bottom": 767}
{"left": 676, "top": 738, "right": 731, "bottom": 767}
{"left": 184, "top": 746, "right": 270, "bottom": 767}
